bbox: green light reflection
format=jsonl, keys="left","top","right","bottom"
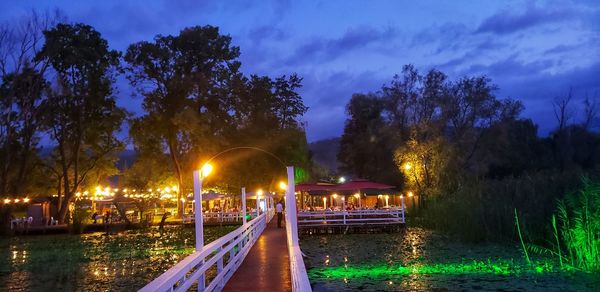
{"left": 309, "top": 260, "right": 556, "bottom": 280}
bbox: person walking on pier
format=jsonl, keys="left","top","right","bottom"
{"left": 276, "top": 200, "right": 284, "bottom": 228}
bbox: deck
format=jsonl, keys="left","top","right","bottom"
{"left": 223, "top": 219, "right": 292, "bottom": 291}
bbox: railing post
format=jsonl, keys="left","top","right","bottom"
{"left": 285, "top": 166, "right": 299, "bottom": 245}
{"left": 192, "top": 170, "right": 206, "bottom": 291}
{"left": 401, "top": 195, "right": 405, "bottom": 224}
{"left": 242, "top": 187, "right": 247, "bottom": 225}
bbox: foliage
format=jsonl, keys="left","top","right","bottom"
{"left": 338, "top": 93, "right": 402, "bottom": 185}
{"left": 524, "top": 179, "right": 600, "bottom": 272}
{"left": 36, "top": 23, "right": 126, "bottom": 223}
{"left": 125, "top": 26, "right": 310, "bottom": 202}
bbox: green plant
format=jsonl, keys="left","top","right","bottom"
{"left": 514, "top": 209, "right": 531, "bottom": 265}
{"left": 71, "top": 207, "right": 91, "bottom": 234}
{"left": 524, "top": 179, "right": 600, "bottom": 272}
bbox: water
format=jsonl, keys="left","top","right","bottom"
{"left": 301, "top": 227, "right": 600, "bottom": 291}
{"left": 0, "top": 225, "right": 237, "bottom": 291}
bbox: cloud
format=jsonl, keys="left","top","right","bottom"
{"left": 283, "top": 25, "right": 397, "bottom": 66}
{"left": 476, "top": 4, "right": 574, "bottom": 35}
{"left": 412, "top": 22, "right": 469, "bottom": 48}
{"left": 248, "top": 25, "right": 288, "bottom": 45}
{"left": 299, "top": 69, "right": 388, "bottom": 141}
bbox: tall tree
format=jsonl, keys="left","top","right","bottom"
{"left": 36, "top": 23, "right": 125, "bottom": 223}
{"left": 338, "top": 93, "right": 401, "bottom": 185}
{"left": 0, "top": 10, "right": 62, "bottom": 197}
{"left": 125, "top": 26, "right": 241, "bottom": 213}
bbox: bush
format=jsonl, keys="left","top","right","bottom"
{"left": 71, "top": 207, "right": 91, "bottom": 234}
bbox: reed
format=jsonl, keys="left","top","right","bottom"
{"left": 522, "top": 179, "right": 600, "bottom": 272}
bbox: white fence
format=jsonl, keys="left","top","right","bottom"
{"left": 297, "top": 208, "right": 405, "bottom": 227}
{"left": 183, "top": 212, "right": 249, "bottom": 224}
{"left": 140, "top": 212, "right": 269, "bottom": 292}
{"left": 285, "top": 167, "right": 313, "bottom": 292}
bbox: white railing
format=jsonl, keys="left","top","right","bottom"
{"left": 286, "top": 219, "right": 312, "bottom": 292}
{"left": 140, "top": 212, "right": 268, "bottom": 292}
{"left": 297, "top": 208, "right": 405, "bottom": 227}
{"left": 285, "top": 167, "right": 312, "bottom": 292}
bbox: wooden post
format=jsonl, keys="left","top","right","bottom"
{"left": 242, "top": 187, "right": 247, "bottom": 225}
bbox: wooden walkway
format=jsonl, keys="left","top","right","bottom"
{"left": 223, "top": 219, "right": 291, "bottom": 292}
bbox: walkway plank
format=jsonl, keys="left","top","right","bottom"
{"left": 223, "top": 219, "right": 291, "bottom": 292}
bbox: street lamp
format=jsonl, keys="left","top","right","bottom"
{"left": 279, "top": 181, "right": 287, "bottom": 190}
{"left": 338, "top": 176, "right": 346, "bottom": 183}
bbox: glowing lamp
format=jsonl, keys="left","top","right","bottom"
{"left": 404, "top": 163, "right": 412, "bottom": 171}
{"left": 201, "top": 163, "right": 213, "bottom": 178}
{"left": 279, "top": 181, "right": 287, "bottom": 190}
{"left": 408, "top": 191, "right": 414, "bottom": 197}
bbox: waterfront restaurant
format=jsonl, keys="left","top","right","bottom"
{"left": 296, "top": 179, "right": 400, "bottom": 210}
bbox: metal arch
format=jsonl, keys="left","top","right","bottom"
{"left": 203, "top": 146, "right": 287, "bottom": 168}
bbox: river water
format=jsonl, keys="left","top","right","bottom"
{"left": 301, "top": 227, "right": 599, "bottom": 291}
{"left": 0, "top": 225, "right": 236, "bottom": 291}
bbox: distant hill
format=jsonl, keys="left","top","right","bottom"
{"left": 309, "top": 138, "right": 340, "bottom": 173}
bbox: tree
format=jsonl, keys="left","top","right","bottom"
{"left": 125, "top": 26, "right": 241, "bottom": 214}
{"left": 36, "top": 23, "right": 126, "bottom": 223}
{"left": 337, "top": 93, "right": 402, "bottom": 185}
{"left": 0, "top": 11, "right": 63, "bottom": 197}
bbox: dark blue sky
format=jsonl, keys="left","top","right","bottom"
{"left": 1, "top": 0, "right": 599, "bottom": 141}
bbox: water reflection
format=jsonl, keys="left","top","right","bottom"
{"left": 301, "top": 227, "right": 599, "bottom": 291}
{"left": 0, "top": 225, "right": 237, "bottom": 291}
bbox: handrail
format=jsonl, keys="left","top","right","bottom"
{"left": 297, "top": 208, "right": 405, "bottom": 224}
{"left": 140, "top": 212, "right": 268, "bottom": 292}
{"left": 286, "top": 214, "right": 312, "bottom": 292}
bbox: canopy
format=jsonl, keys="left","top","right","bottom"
{"left": 295, "top": 182, "right": 336, "bottom": 192}
{"left": 333, "top": 179, "right": 395, "bottom": 192}
{"left": 296, "top": 179, "right": 395, "bottom": 195}
{"left": 201, "top": 191, "right": 231, "bottom": 201}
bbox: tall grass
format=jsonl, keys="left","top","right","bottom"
{"left": 524, "top": 179, "right": 600, "bottom": 272}
{"left": 421, "top": 170, "right": 585, "bottom": 242}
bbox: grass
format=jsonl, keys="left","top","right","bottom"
{"left": 520, "top": 178, "right": 600, "bottom": 273}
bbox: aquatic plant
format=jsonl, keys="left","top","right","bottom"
{"left": 523, "top": 179, "right": 600, "bottom": 272}
{"left": 514, "top": 209, "right": 531, "bottom": 265}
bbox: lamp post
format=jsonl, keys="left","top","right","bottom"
{"left": 193, "top": 163, "right": 212, "bottom": 251}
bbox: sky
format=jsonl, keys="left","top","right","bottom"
{"left": 1, "top": 0, "right": 599, "bottom": 141}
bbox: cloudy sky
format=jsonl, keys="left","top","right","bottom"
{"left": 1, "top": 0, "right": 599, "bottom": 141}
